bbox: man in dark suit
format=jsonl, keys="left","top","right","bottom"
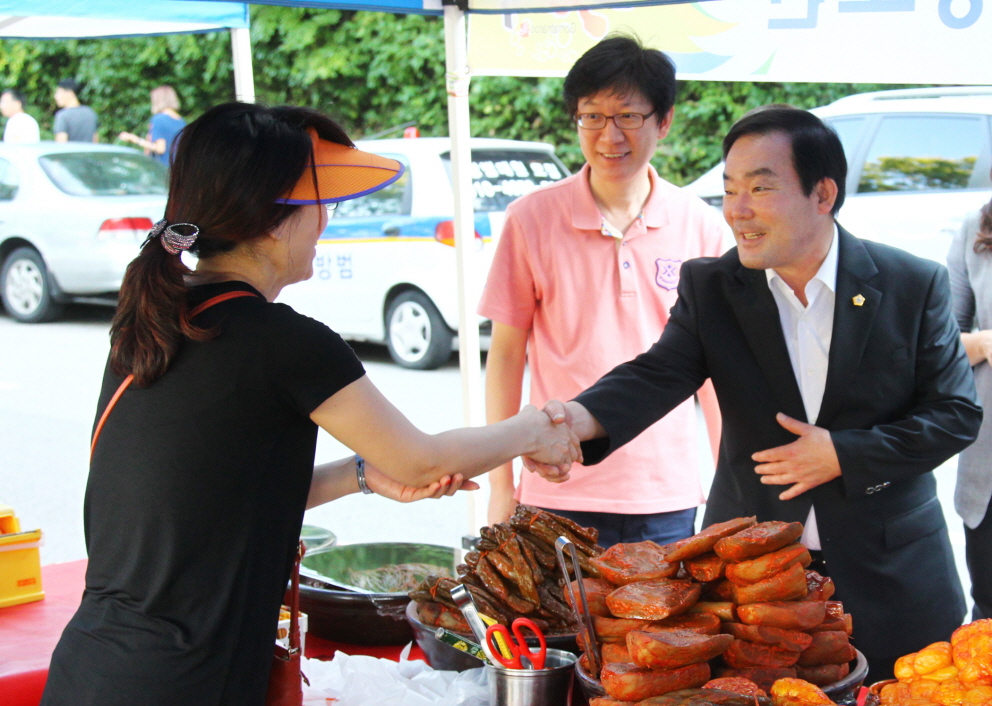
{"left": 534, "top": 108, "right": 982, "bottom": 681}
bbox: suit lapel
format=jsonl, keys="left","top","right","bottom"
{"left": 728, "top": 263, "right": 808, "bottom": 422}
{"left": 817, "top": 227, "right": 881, "bottom": 427}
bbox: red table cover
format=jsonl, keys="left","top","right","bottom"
{"left": 0, "top": 560, "right": 426, "bottom": 706}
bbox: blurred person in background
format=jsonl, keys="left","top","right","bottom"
{"left": 53, "top": 78, "right": 98, "bottom": 143}
{"left": 1, "top": 88, "right": 40, "bottom": 143}
{"left": 40, "top": 102, "right": 578, "bottom": 706}
{"left": 947, "top": 183, "right": 992, "bottom": 621}
{"left": 479, "top": 33, "right": 726, "bottom": 547}
{"left": 119, "top": 85, "right": 186, "bottom": 167}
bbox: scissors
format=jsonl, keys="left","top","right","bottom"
{"left": 484, "top": 617, "right": 547, "bottom": 670}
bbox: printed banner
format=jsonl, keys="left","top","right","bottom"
{"left": 468, "top": 0, "right": 992, "bottom": 83}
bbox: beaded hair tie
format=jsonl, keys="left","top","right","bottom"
{"left": 148, "top": 219, "right": 200, "bottom": 255}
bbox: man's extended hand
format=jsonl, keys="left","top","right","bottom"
{"left": 752, "top": 413, "right": 841, "bottom": 501}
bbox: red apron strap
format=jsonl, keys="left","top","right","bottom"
{"left": 90, "top": 290, "right": 261, "bottom": 461}
{"left": 188, "top": 289, "right": 259, "bottom": 318}
{"left": 90, "top": 374, "right": 134, "bottom": 461}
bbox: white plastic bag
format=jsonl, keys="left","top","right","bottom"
{"left": 301, "top": 643, "right": 489, "bottom": 706}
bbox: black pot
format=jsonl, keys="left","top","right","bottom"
{"left": 299, "top": 584, "right": 413, "bottom": 646}
{"left": 298, "top": 542, "right": 457, "bottom": 646}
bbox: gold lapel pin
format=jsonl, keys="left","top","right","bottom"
{"left": 853, "top": 294, "right": 866, "bottom": 307}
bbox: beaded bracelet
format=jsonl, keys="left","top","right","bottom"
{"left": 355, "top": 455, "right": 373, "bottom": 495}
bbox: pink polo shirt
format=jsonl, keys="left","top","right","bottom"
{"left": 479, "top": 164, "right": 728, "bottom": 514}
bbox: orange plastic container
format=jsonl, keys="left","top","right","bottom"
{"left": 0, "top": 504, "right": 45, "bottom": 608}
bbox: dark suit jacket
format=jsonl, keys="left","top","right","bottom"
{"left": 575, "top": 226, "right": 982, "bottom": 659}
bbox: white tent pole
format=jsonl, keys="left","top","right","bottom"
{"left": 443, "top": 2, "right": 485, "bottom": 535}
{"left": 230, "top": 26, "right": 255, "bottom": 103}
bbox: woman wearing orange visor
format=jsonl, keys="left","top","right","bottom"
{"left": 40, "top": 103, "right": 579, "bottom": 706}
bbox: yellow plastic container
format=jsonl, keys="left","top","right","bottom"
{"left": 0, "top": 504, "right": 45, "bottom": 608}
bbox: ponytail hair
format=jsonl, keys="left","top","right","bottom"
{"left": 110, "top": 103, "right": 352, "bottom": 387}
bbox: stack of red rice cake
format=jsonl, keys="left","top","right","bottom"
{"left": 704, "top": 522, "right": 854, "bottom": 690}
{"left": 571, "top": 518, "right": 856, "bottom": 703}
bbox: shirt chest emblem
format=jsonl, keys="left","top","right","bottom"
{"left": 655, "top": 259, "right": 682, "bottom": 290}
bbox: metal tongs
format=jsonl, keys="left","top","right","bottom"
{"left": 555, "top": 535, "right": 600, "bottom": 676}
{"left": 450, "top": 583, "right": 500, "bottom": 664}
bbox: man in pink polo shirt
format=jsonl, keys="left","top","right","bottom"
{"left": 479, "top": 34, "right": 728, "bottom": 547}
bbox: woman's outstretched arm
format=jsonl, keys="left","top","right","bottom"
{"left": 306, "top": 454, "right": 479, "bottom": 509}
{"left": 309, "top": 375, "right": 581, "bottom": 490}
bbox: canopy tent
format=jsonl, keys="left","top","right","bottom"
{"left": 0, "top": 1, "right": 256, "bottom": 101}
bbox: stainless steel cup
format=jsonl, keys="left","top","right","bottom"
{"left": 485, "top": 648, "right": 576, "bottom": 706}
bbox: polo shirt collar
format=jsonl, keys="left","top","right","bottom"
{"left": 570, "top": 163, "right": 669, "bottom": 233}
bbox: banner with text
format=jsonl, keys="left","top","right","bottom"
{"left": 468, "top": 0, "right": 992, "bottom": 84}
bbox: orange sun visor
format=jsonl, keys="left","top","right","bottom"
{"left": 277, "top": 129, "right": 404, "bottom": 205}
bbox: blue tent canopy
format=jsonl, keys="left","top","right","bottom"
{"left": 0, "top": 0, "right": 248, "bottom": 38}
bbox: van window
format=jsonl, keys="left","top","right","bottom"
{"left": 332, "top": 154, "right": 411, "bottom": 218}
{"left": 824, "top": 116, "right": 867, "bottom": 159}
{"left": 441, "top": 149, "right": 570, "bottom": 212}
{"left": 857, "top": 115, "right": 986, "bottom": 193}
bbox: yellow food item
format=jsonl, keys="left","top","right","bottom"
{"left": 934, "top": 679, "right": 967, "bottom": 705}
{"left": 951, "top": 619, "right": 992, "bottom": 685}
{"left": 909, "top": 679, "right": 941, "bottom": 699}
{"left": 922, "top": 665, "right": 961, "bottom": 683}
{"left": 769, "top": 677, "right": 833, "bottom": 705}
{"left": 963, "top": 685, "right": 992, "bottom": 704}
{"left": 896, "top": 642, "right": 954, "bottom": 679}
{"left": 880, "top": 681, "right": 912, "bottom": 704}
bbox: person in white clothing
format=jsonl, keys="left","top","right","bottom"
{"left": 1, "top": 89, "right": 41, "bottom": 144}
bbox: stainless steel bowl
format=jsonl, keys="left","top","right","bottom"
{"left": 299, "top": 542, "right": 456, "bottom": 646}
{"left": 405, "top": 599, "right": 581, "bottom": 672}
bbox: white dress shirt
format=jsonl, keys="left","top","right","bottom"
{"left": 764, "top": 225, "right": 839, "bottom": 550}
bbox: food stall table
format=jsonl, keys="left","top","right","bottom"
{"left": 0, "top": 560, "right": 428, "bottom": 706}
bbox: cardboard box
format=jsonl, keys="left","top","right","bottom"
{"left": 0, "top": 504, "right": 44, "bottom": 608}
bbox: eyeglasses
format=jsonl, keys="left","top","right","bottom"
{"left": 575, "top": 112, "right": 656, "bottom": 130}
{"left": 325, "top": 202, "right": 338, "bottom": 215}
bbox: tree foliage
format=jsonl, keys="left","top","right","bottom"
{"left": 0, "top": 6, "right": 919, "bottom": 185}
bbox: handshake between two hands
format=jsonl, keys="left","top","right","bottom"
{"left": 519, "top": 399, "right": 580, "bottom": 484}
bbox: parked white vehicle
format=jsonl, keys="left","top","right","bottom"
{"left": 277, "top": 137, "right": 570, "bottom": 369}
{"left": 0, "top": 142, "right": 167, "bottom": 322}
{"left": 684, "top": 87, "right": 992, "bottom": 265}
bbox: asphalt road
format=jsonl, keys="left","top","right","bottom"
{"left": 0, "top": 303, "right": 973, "bottom": 614}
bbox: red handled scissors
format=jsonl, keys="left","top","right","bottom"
{"left": 484, "top": 617, "right": 547, "bottom": 670}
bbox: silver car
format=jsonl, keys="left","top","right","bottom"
{"left": 0, "top": 142, "right": 167, "bottom": 322}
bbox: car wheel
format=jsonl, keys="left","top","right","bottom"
{"left": 385, "top": 290, "right": 453, "bottom": 370}
{"left": 1, "top": 247, "right": 63, "bottom": 323}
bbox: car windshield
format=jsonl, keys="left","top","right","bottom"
{"left": 38, "top": 152, "right": 169, "bottom": 196}
{"left": 441, "top": 149, "right": 569, "bottom": 212}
